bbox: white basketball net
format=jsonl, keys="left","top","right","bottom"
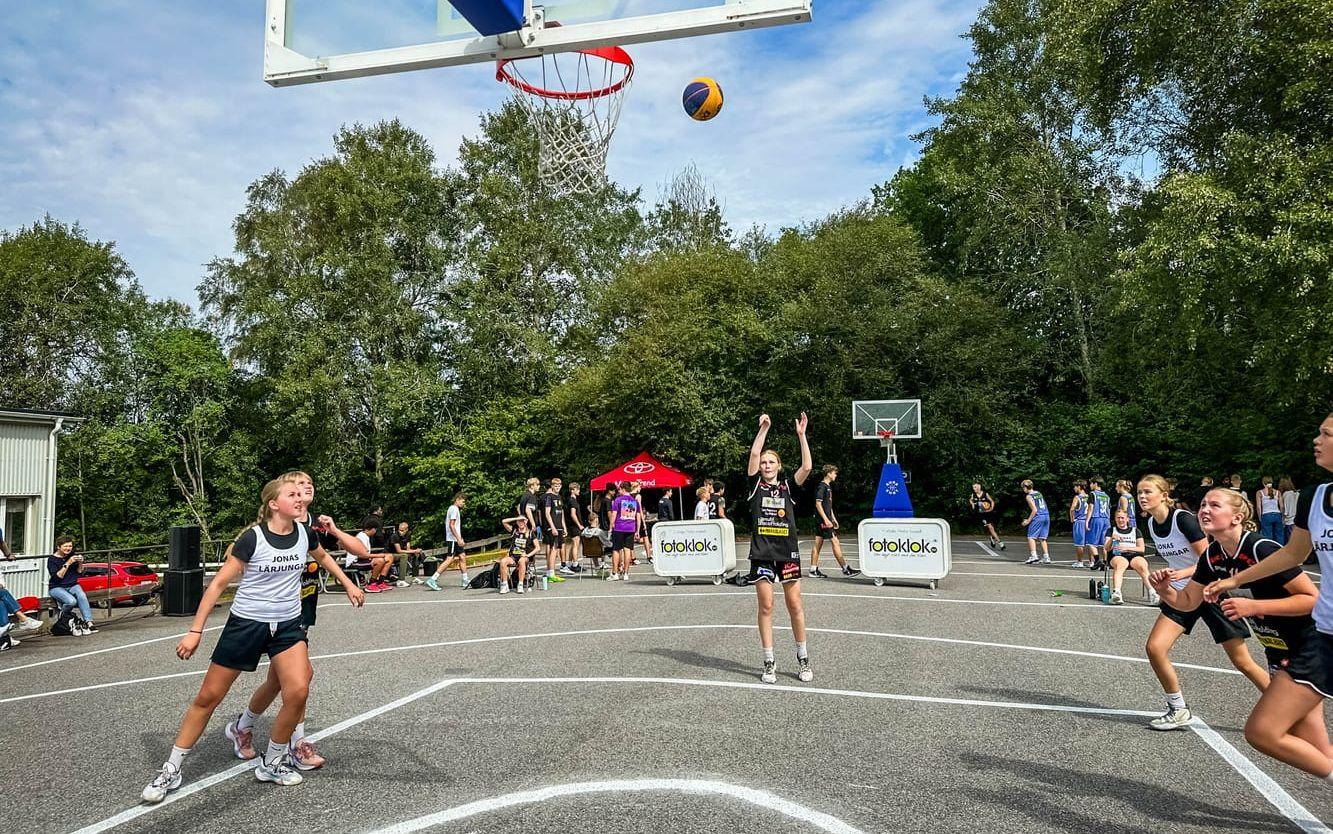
{"left": 499, "top": 46, "right": 633, "bottom": 195}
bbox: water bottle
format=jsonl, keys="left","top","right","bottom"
{"left": 541, "top": 575, "right": 549, "bottom": 591}
{"left": 1100, "top": 584, "right": 1111, "bottom": 604}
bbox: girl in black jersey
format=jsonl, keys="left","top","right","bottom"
{"left": 968, "top": 483, "right": 1004, "bottom": 550}
{"left": 1162, "top": 487, "right": 1329, "bottom": 776}
{"left": 1205, "top": 414, "right": 1333, "bottom": 779}
{"left": 227, "top": 472, "right": 369, "bottom": 771}
{"left": 1139, "top": 475, "right": 1265, "bottom": 731}
{"left": 746, "top": 412, "right": 814, "bottom": 684}
{"left": 142, "top": 478, "right": 365, "bottom": 804}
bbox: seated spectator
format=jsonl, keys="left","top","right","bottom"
{"left": 0, "top": 568, "right": 42, "bottom": 644}
{"left": 580, "top": 513, "right": 612, "bottom": 574}
{"left": 498, "top": 516, "right": 538, "bottom": 595}
{"left": 349, "top": 519, "right": 394, "bottom": 593}
{"left": 48, "top": 536, "right": 97, "bottom": 636}
{"left": 390, "top": 520, "right": 425, "bottom": 586}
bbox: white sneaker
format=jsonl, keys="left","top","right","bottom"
{"left": 1024, "top": 555, "right": 1040, "bottom": 565}
{"left": 1070, "top": 561, "right": 1085, "bottom": 569}
{"left": 142, "top": 763, "right": 182, "bottom": 804}
{"left": 255, "top": 754, "right": 304, "bottom": 786}
{"left": 19, "top": 618, "right": 40, "bottom": 632}
{"left": 760, "top": 660, "right": 777, "bottom": 684}
{"left": 516, "top": 584, "right": 525, "bottom": 594}
{"left": 1041, "top": 556, "right": 1051, "bottom": 564}
{"left": 797, "top": 656, "right": 813, "bottom": 682}
{"left": 499, "top": 584, "right": 509, "bottom": 595}
{"left": 395, "top": 580, "right": 410, "bottom": 588}
{"left": 1148, "top": 589, "right": 1161, "bottom": 605}
{"left": 1110, "top": 590, "right": 1124, "bottom": 605}
{"left": 412, "top": 578, "right": 424, "bottom": 585}
{"left": 1148, "top": 707, "right": 1193, "bottom": 731}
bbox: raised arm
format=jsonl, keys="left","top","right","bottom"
{"left": 747, "top": 414, "right": 772, "bottom": 477}
{"left": 793, "top": 412, "right": 812, "bottom": 486}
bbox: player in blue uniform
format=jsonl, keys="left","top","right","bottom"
{"left": 1069, "top": 481, "right": 1089, "bottom": 568}
{"left": 1086, "top": 477, "right": 1112, "bottom": 571}
{"left": 1021, "top": 480, "right": 1051, "bottom": 565}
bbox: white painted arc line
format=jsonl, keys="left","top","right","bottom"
{"left": 1189, "top": 719, "right": 1333, "bottom": 834}
{"left": 67, "top": 680, "right": 464, "bottom": 834}
{"left": 366, "top": 778, "right": 867, "bottom": 834}
{"left": 2, "top": 622, "right": 1245, "bottom": 706}
{"left": 976, "top": 541, "right": 1002, "bottom": 559}
{"left": 0, "top": 624, "right": 226, "bottom": 676}
{"left": 74, "top": 676, "right": 1323, "bottom": 834}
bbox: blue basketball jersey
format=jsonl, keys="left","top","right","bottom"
{"left": 1073, "top": 493, "right": 1088, "bottom": 520}
{"left": 1091, "top": 490, "right": 1111, "bottom": 520}
{"left": 1030, "top": 490, "right": 1049, "bottom": 517}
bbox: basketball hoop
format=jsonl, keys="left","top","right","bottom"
{"left": 878, "top": 430, "right": 898, "bottom": 463}
{"left": 877, "top": 430, "right": 895, "bottom": 447}
{"left": 496, "top": 27, "right": 633, "bottom": 195}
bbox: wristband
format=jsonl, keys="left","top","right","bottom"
{"left": 189, "top": 629, "right": 203, "bottom": 635}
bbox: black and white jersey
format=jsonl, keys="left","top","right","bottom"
{"left": 1147, "top": 509, "right": 1206, "bottom": 590}
{"left": 1297, "top": 483, "right": 1333, "bottom": 631}
{"left": 230, "top": 522, "right": 317, "bottom": 622}
{"left": 748, "top": 478, "right": 800, "bottom": 562}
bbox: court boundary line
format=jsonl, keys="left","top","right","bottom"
{"left": 68, "top": 675, "right": 1326, "bottom": 834}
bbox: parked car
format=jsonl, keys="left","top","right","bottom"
{"left": 76, "top": 562, "right": 161, "bottom": 606}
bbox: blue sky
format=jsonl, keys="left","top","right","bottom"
{"left": 0, "top": 1, "right": 982, "bottom": 302}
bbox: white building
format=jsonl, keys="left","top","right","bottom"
{"left": 0, "top": 408, "right": 82, "bottom": 557}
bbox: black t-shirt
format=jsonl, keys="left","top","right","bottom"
{"left": 748, "top": 477, "right": 799, "bottom": 562}
{"left": 658, "top": 496, "right": 674, "bottom": 522}
{"left": 1148, "top": 509, "right": 1206, "bottom": 543}
{"left": 541, "top": 493, "right": 566, "bottom": 531}
{"left": 389, "top": 530, "right": 413, "bottom": 552}
{"left": 970, "top": 492, "right": 993, "bottom": 515}
{"left": 815, "top": 481, "right": 834, "bottom": 522}
{"left": 519, "top": 492, "right": 541, "bottom": 530}
{"left": 509, "top": 530, "right": 536, "bottom": 557}
{"left": 707, "top": 498, "right": 718, "bottom": 519}
{"left": 1295, "top": 484, "right": 1333, "bottom": 530}
{"left": 567, "top": 496, "right": 583, "bottom": 528}
{"left": 1191, "top": 532, "right": 1310, "bottom": 647}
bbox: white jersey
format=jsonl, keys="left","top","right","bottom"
{"left": 694, "top": 501, "right": 710, "bottom": 520}
{"left": 1109, "top": 525, "right": 1139, "bottom": 556}
{"left": 1148, "top": 509, "right": 1203, "bottom": 591}
{"left": 446, "top": 505, "right": 463, "bottom": 543}
{"left": 1259, "top": 490, "right": 1281, "bottom": 515}
{"left": 231, "top": 523, "right": 311, "bottom": 623}
{"left": 1307, "top": 484, "right": 1333, "bottom": 632}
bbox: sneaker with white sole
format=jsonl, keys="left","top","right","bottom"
{"left": 1148, "top": 707, "right": 1193, "bottom": 731}
{"left": 499, "top": 584, "right": 509, "bottom": 595}
{"left": 224, "top": 718, "right": 258, "bottom": 760}
{"left": 289, "top": 738, "right": 326, "bottom": 770}
{"left": 1040, "top": 556, "right": 1051, "bottom": 564}
{"left": 808, "top": 567, "right": 828, "bottom": 578}
{"left": 1070, "top": 561, "right": 1085, "bottom": 569}
{"left": 1024, "top": 555, "right": 1040, "bottom": 565}
{"left": 460, "top": 576, "right": 470, "bottom": 588}
{"left": 1148, "top": 589, "right": 1161, "bottom": 605}
{"left": 1110, "top": 589, "right": 1124, "bottom": 605}
{"left": 255, "top": 754, "right": 304, "bottom": 786}
{"left": 797, "top": 656, "right": 813, "bottom": 682}
{"left": 842, "top": 566, "right": 862, "bottom": 577}
{"left": 141, "top": 763, "right": 182, "bottom": 804}
{"left": 760, "top": 660, "right": 777, "bottom": 684}
{"left": 19, "top": 618, "right": 40, "bottom": 632}
{"left": 424, "top": 577, "right": 441, "bottom": 591}
{"left": 516, "top": 584, "right": 525, "bottom": 594}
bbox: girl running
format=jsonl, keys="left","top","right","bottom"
{"left": 1104, "top": 507, "right": 1150, "bottom": 605}
{"left": 969, "top": 483, "right": 1004, "bottom": 550}
{"left": 141, "top": 478, "right": 365, "bottom": 803}
{"left": 1161, "top": 487, "right": 1330, "bottom": 776}
{"left": 1020, "top": 480, "right": 1051, "bottom": 565}
{"left": 1069, "top": 480, "right": 1090, "bottom": 569}
{"left": 1138, "top": 474, "right": 1265, "bottom": 731}
{"left": 1204, "top": 414, "right": 1333, "bottom": 777}
{"left": 746, "top": 412, "right": 814, "bottom": 684}
{"left": 225, "top": 472, "right": 368, "bottom": 770}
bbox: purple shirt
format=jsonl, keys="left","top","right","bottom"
{"left": 611, "top": 496, "right": 640, "bottom": 533}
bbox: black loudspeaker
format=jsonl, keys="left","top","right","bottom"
{"left": 163, "top": 568, "right": 204, "bottom": 616}
{"left": 168, "top": 526, "right": 202, "bottom": 571}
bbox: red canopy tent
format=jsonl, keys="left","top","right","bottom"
{"left": 589, "top": 452, "right": 693, "bottom": 491}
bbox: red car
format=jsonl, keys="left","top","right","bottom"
{"left": 76, "top": 562, "right": 161, "bottom": 606}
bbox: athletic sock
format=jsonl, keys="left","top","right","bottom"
{"left": 461, "top": 572, "right": 469, "bottom": 581}
{"left": 795, "top": 641, "right": 809, "bottom": 660}
{"left": 265, "top": 740, "right": 287, "bottom": 765}
{"left": 167, "top": 745, "right": 190, "bottom": 770}
{"left": 763, "top": 647, "right": 775, "bottom": 663}
{"left": 292, "top": 722, "right": 306, "bottom": 743}
{"left": 237, "top": 708, "right": 260, "bottom": 731}
{"left": 1324, "top": 769, "right": 1333, "bottom": 782}
{"left": 1165, "top": 692, "right": 1187, "bottom": 711}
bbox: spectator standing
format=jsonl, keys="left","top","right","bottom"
{"left": 48, "top": 536, "right": 96, "bottom": 636}
{"left": 1228, "top": 473, "right": 1245, "bottom": 494}
{"left": 810, "top": 465, "right": 860, "bottom": 578}
{"left": 658, "top": 488, "right": 675, "bottom": 522}
{"left": 693, "top": 486, "right": 711, "bottom": 520}
{"left": 1280, "top": 476, "right": 1300, "bottom": 544}
{"left": 1256, "top": 476, "right": 1286, "bottom": 544}
{"left": 712, "top": 483, "right": 727, "bottom": 519}
{"left": 543, "top": 478, "right": 573, "bottom": 579}
{"left": 427, "top": 493, "right": 470, "bottom": 590}
{"left": 565, "top": 483, "right": 584, "bottom": 570}
{"left": 518, "top": 479, "right": 543, "bottom": 545}
{"left": 609, "top": 482, "right": 641, "bottom": 581}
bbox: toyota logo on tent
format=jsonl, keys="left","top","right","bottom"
{"left": 624, "top": 462, "right": 656, "bottom": 475}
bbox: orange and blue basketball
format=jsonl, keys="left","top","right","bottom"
{"left": 682, "top": 77, "right": 723, "bottom": 121}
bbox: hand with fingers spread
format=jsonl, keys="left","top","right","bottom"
{"left": 794, "top": 411, "right": 808, "bottom": 437}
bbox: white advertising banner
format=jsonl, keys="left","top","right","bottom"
{"left": 857, "top": 518, "right": 952, "bottom": 587}
{"left": 651, "top": 519, "right": 737, "bottom": 585}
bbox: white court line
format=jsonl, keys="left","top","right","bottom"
{"left": 5, "top": 622, "right": 1241, "bottom": 706}
{"left": 1190, "top": 719, "right": 1332, "bottom": 834}
{"left": 72, "top": 675, "right": 1322, "bottom": 834}
{"left": 367, "top": 778, "right": 866, "bottom": 834}
{"left": 0, "top": 624, "right": 226, "bottom": 676}
{"left": 976, "top": 541, "right": 1002, "bottom": 559}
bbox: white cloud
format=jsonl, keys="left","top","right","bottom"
{"left": 0, "top": 1, "right": 981, "bottom": 301}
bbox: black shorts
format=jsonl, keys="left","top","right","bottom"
{"left": 816, "top": 524, "right": 839, "bottom": 540}
{"left": 1158, "top": 600, "right": 1251, "bottom": 644}
{"left": 1279, "top": 630, "right": 1333, "bottom": 698}
{"left": 211, "top": 614, "right": 308, "bottom": 672}
{"left": 546, "top": 530, "right": 566, "bottom": 548}
{"left": 749, "top": 559, "right": 801, "bottom": 585}
{"left": 976, "top": 512, "right": 996, "bottom": 527}
{"left": 611, "top": 531, "right": 636, "bottom": 550}
{"left": 447, "top": 542, "right": 463, "bottom": 557}
{"left": 300, "top": 585, "right": 319, "bottom": 628}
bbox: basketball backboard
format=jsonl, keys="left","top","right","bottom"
{"left": 264, "top": 0, "right": 814, "bottom": 87}
{"left": 852, "top": 400, "right": 922, "bottom": 441}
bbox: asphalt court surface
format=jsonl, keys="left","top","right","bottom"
{"left": 4, "top": 536, "right": 1332, "bottom": 833}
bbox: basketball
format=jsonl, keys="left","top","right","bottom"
{"left": 682, "top": 77, "right": 724, "bottom": 121}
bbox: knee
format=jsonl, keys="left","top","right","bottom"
{"left": 192, "top": 688, "right": 226, "bottom": 711}
{"left": 1244, "top": 716, "right": 1279, "bottom": 752}
{"left": 757, "top": 599, "right": 774, "bottom": 618}
{"left": 1145, "top": 639, "right": 1167, "bottom": 662}
{"left": 283, "top": 681, "right": 310, "bottom": 706}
